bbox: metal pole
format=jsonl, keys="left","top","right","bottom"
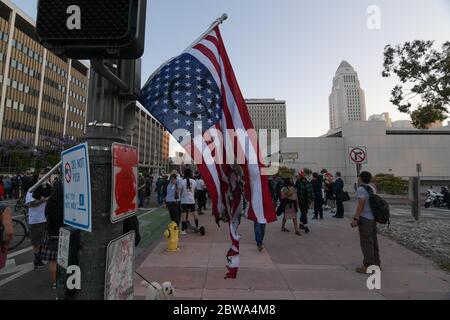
{"left": 59, "top": 59, "right": 134, "bottom": 300}
{"left": 29, "top": 161, "right": 62, "bottom": 193}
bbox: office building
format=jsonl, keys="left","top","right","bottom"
{"left": 329, "top": 61, "right": 367, "bottom": 130}
{"left": 0, "top": 0, "right": 89, "bottom": 146}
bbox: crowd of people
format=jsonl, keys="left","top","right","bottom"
{"left": 268, "top": 170, "right": 347, "bottom": 237}
{"left": 0, "top": 166, "right": 383, "bottom": 287}
{"left": 0, "top": 173, "right": 42, "bottom": 201}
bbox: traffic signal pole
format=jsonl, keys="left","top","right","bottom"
{"left": 59, "top": 60, "right": 133, "bottom": 300}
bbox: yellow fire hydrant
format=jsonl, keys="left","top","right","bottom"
{"left": 164, "top": 221, "right": 180, "bottom": 252}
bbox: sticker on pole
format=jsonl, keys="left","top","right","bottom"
{"left": 111, "top": 143, "right": 139, "bottom": 223}
{"left": 349, "top": 147, "right": 367, "bottom": 164}
{"left": 105, "top": 231, "right": 135, "bottom": 301}
{"left": 62, "top": 143, "right": 92, "bottom": 232}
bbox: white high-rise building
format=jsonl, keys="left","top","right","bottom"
{"left": 329, "top": 61, "right": 367, "bottom": 130}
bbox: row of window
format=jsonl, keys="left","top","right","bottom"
{"left": 3, "top": 119, "right": 35, "bottom": 133}
{"left": 70, "top": 75, "right": 87, "bottom": 90}
{"left": 41, "top": 110, "right": 64, "bottom": 124}
{"left": 5, "top": 98, "right": 34, "bottom": 114}
{"left": 69, "top": 90, "right": 86, "bottom": 103}
{"left": 0, "top": 31, "right": 9, "bottom": 42}
{"left": 44, "top": 76, "right": 66, "bottom": 93}
{"left": 46, "top": 60, "right": 68, "bottom": 78}
{"left": 11, "top": 38, "right": 44, "bottom": 64}
{"left": 10, "top": 58, "right": 41, "bottom": 80}
{"left": 68, "top": 120, "right": 84, "bottom": 130}
{"left": 1, "top": 76, "right": 40, "bottom": 97}
{"left": 42, "top": 93, "right": 65, "bottom": 108}
{"left": 68, "top": 104, "right": 85, "bottom": 117}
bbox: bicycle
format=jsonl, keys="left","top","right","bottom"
{"left": 14, "top": 195, "right": 25, "bottom": 212}
{"left": 8, "top": 208, "right": 30, "bottom": 252}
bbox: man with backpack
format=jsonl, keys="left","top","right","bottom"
{"left": 351, "top": 171, "right": 387, "bottom": 274}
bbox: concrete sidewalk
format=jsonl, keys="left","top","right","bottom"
{"left": 134, "top": 210, "right": 450, "bottom": 300}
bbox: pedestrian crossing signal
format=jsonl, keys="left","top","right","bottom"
{"left": 36, "top": 0, "right": 147, "bottom": 59}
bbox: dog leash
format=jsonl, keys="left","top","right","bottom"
{"left": 134, "top": 271, "right": 160, "bottom": 290}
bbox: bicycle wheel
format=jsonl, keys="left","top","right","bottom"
{"left": 8, "top": 219, "right": 27, "bottom": 251}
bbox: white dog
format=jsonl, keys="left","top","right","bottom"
{"left": 142, "top": 281, "right": 174, "bottom": 300}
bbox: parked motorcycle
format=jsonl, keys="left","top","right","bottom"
{"left": 424, "top": 188, "right": 449, "bottom": 209}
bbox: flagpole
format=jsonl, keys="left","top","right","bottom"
{"left": 142, "top": 13, "right": 228, "bottom": 88}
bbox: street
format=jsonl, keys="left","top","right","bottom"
{"left": 0, "top": 194, "right": 169, "bottom": 300}
{"left": 1, "top": 197, "right": 449, "bottom": 300}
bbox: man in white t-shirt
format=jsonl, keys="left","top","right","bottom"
{"left": 25, "top": 174, "right": 51, "bottom": 269}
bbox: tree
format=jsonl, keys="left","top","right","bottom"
{"left": 277, "top": 166, "right": 295, "bottom": 178}
{"left": 382, "top": 40, "right": 450, "bottom": 129}
{"left": 0, "top": 139, "right": 35, "bottom": 173}
{"left": 373, "top": 174, "right": 408, "bottom": 195}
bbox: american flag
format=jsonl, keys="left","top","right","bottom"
{"left": 140, "top": 26, "right": 276, "bottom": 279}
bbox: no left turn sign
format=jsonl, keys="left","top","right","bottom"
{"left": 349, "top": 147, "right": 367, "bottom": 164}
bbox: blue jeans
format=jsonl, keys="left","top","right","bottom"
{"left": 254, "top": 222, "right": 266, "bottom": 246}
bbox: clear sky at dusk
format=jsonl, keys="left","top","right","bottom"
{"left": 11, "top": 0, "right": 450, "bottom": 137}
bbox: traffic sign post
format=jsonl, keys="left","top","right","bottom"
{"left": 62, "top": 143, "right": 92, "bottom": 232}
{"left": 349, "top": 147, "right": 367, "bottom": 183}
{"left": 37, "top": 1, "right": 146, "bottom": 300}
{"left": 111, "top": 143, "right": 139, "bottom": 223}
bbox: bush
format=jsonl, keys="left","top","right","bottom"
{"left": 372, "top": 174, "right": 408, "bottom": 195}
{"left": 277, "top": 166, "right": 295, "bottom": 179}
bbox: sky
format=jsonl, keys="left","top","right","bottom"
{"left": 11, "top": 0, "right": 450, "bottom": 138}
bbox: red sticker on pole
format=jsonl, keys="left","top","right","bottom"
{"left": 111, "top": 143, "right": 139, "bottom": 223}
{"left": 349, "top": 147, "right": 367, "bottom": 164}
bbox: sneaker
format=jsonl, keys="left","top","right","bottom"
{"left": 33, "top": 260, "right": 45, "bottom": 270}
{"left": 299, "top": 224, "right": 305, "bottom": 230}
{"left": 180, "top": 230, "right": 187, "bottom": 235}
{"left": 52, "top": 283, "right": 57, "bottom": 290}
{"left": 304, "top": 227, "right": 310, "bottom": 234}
{"left": 356, "top": 266, "right": 368, "bottom": 274}
{"left": 257, "top": 245, "right": 265, "bottom": 252}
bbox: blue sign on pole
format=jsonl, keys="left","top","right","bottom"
{"left": 62, "top": 143, "right": 92, "bottom": 232}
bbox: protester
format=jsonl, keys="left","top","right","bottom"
{"left": 312, "top": 173, "right": 324, "bottom": 220}
{"left": 25, "top": 172, "right": 51, "bottom": 269}
{"left": 4, "top": 176, "right": 12, "bottom": 200}
{"left": 0, "top": 178, "right": 4, "bottom": 201}
{"left": 280, "top": 178, "right": 301, "bottom": 236}
{"left": 178, "top": 169, "right": 197, "bottom": 235}
{"left": 138, "top": 173, "right": 146, "bottom": 208}
{"left": 195, "top": 174, "right": 207, "bottom": 215}
{"left": 155, "top": 177, "right": 165, "bottom": 206}
{"left": 254, "top": 222, "right": 266, "bottom": 252}
{"left": 333, "top": 172, "right": 345, "bottom": 219}
{"left": 325, "top": 174, "right": 336, "bottom": 214}
{"left": 165, "top": 173, "right": 181, "bottom": 227}
{"left": 351, "top": 171, "right": 381, "bottom": 274}
{"left": 41, "top": 179, "right": 64, "bottom": 289}
{"left": 0, "top": 205, "right": 13, "bottom": 269}
{"left": 295, "top": 171, "right": 313, "bottom": 233}
{"left": 145, "top": 174, "right": 153, "bottom": 205}
{"left": 12, "top": 175, "right": 19, "bottom": 199}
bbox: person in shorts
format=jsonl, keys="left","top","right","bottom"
{"left": 41, "top": 179, "right": 63, "bottom": 289}
{"left": 178, "top": 169, "right": 197, "bottom": 235}
{"left": 25, "top": 172, "right": 51, "bottom": 269}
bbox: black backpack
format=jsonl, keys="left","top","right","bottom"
{"left": 362, "top": 185, "right": 390, "bottom": 225}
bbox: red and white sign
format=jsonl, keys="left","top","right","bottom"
{"left": 349, "top": 147, "right": 367, "bottom": 164}
{"left": 111, "top": 143, "right": 139, "bottom": 223}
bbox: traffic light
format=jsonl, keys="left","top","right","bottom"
{"left": 36, "top": 0, "right": 147, "bottom": 59}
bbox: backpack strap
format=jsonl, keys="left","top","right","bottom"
{"left": 361, "top": 184, "right": 374, "bottom": 195}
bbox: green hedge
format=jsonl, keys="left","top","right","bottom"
{"left": 373, "top": 174, "right": 408, "bottom": 195}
